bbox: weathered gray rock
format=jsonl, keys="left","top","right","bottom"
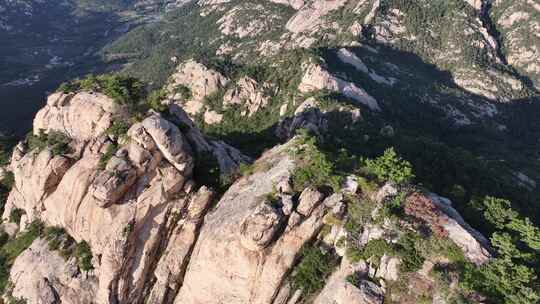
{"left": 140, "top": 115, "right": 194, "bottom": 175}
{"left": 375, "top": 254, "right": 400, "bottom": 281}
{"left": 146, "top": 187, "right": 214, "bottom": 304}
{"left": 240, "top": 202, "right": 284, "bottom": 251}
{"left": 3, "top": 149, "right": 72, "bottom": 220}
{"left": 297, "top": 187, "right": 324, "bottom": 216}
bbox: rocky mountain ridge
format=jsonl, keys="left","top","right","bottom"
{"left": 0, "top": 88, "right": 495, "bottom": 304}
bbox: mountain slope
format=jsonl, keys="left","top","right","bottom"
{"left": 0, "top": 1, "right": 539, "bottom": 304}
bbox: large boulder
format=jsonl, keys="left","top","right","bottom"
{"left": 33, "top": 91, "right": 127, "bottom": 141}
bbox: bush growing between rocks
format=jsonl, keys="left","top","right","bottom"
{"left": 58, "top": 74, "right": 146, "bottom": 106}
{"left": 26, "top": 130, "right": 71, "bottom": 156}
{"left": 98, "top": 143, "right": 119, "bottom": 170}
{"left": 292, "top": 246, "right": 338, "bottom": 297}
{"left": 291, "top": 130, "right": 341, "bottom": 192}
{"left": 75, "top": 241, "right": 93, "bottom": 272}
{"left": 106, "top": 119, "right": 131, "bottom": 140}
{"left": 395, "top": 232, "right": 425, "bottom": 273}
{"left": 0, "top": 220, "right": 45, "bottom": 294}
{"left": 147, "top": 89, "right": 169, "bottom": 113}
{"left": 0, "top": 172, "right": 14, "bottom": 215}
{"left": 365, "top": 148, "right": 414, "bottom": 185}
{"left": 347, "top": 238, "right": 394, "bottom": 265}
{"left": 8, "top": 209, "right": 24, "bottom": 224}
{"left": 175, "top": 85, "right": 192, "bottom": 100}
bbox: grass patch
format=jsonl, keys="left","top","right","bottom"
{"left": 292, "top": 246, "right": 339, "bottom": 297}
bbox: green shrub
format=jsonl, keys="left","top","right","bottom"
{"left": 8, "top": 209, "right": 25, "bottom": 224}
{"left": 395, "top": 232, "right": 425, "bottom": 273}
{"left": 344, "top": 196, "right": 377, "bottom": 234}
{"left": 238, "top": 163, "right": 255, "bottom": 177}
{"left": 355, "top": 239, "right": 395, "bottom": 266}
{"left": 292, "top": 246, "right": 338, "bottom": 296}
{"left": 57, "top": 81, "right": 79, "bottom": 93}
{"left": 98, "top": 143, "right": 119, "bottom": 170}
{"left": 75, "top": 241, "right": 93, "bottom": 271}
{"left": 193, "top": 151, "right": 225, "bottom": 191}
{"left": 0, "top": 172, "right": 14, "bottom": 215}
{"left": 1, "top": 220, "right": 43, "bottom": 264}
{"left": 147, "top": 89, "right": 169, "bottom": 113}
{"left": 365, "top": 148, "right": 414, "bottom": 184}
{"left": 106, "top": 119, "right": 131, "bottom": 140}
{"left": 291, "top": 131, "right": 342, "bottom": 192}
{"left": 57, "top": 74, "right": 146, "bottom": 107}
{"left": 175, "top": 85, "right": 192, "bottom": 100}
{"left": 26, "top": 130, "right": 71, "bottom": 156}
{"left": 461, "top": 258, "right": 540, "bottom": 304}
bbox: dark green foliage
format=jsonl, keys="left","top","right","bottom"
{"left": 395, "top": 232, "right": 425, "bottom": 273}
{"left": 365, "top": 148, "right": 414, "bottom": 185}
{"left": 193, "top": 151, "right": 224, "bottom": 191}
{"left": 461, "top": 257, "right": 539, "bottom": 304}
{"left": 291, "top": 131, "right": 341, "bottom": 192}
{"left": 43, "top": 226, "right": 93, "bottom": 270}
{"left": 479, "top": 196, "right": 540, "bottom": 251}
{"left": 292, "top": 246, "right": 338, "bottom": 296}
{"left": 0, "top": 220, "right": 45, "bottom": 293}
{"left": 98, "top": 143, "right": 119, "bottom": 170}
{"left": 0, "top": 171, "right": 14, "bottom": 224}
{"left": 174, "top": 85, "right": 192, "bottom": 100}
{"left": 63, "top": 74, "right": 146, "bottom": 106}
{"left": 75, "top": 241, "right": 93, "bottom": 271}
{"left": 106, "top": 119, "right": 131, "bottom": 140}
{"left": 8, "top": 209, "right": 25, "bottom": 224}
{"left": 57, "top": 81, "right": 79, "bottom": 93}
{"left": 345, "top": 197, "right": 375, "bottom": 231}
{"left": 1, "top": 220, "right": 43, "bottom": 264}
{"left": 26, "top": 130, "right": 71, "bottom": 156}
{"left": 147, "top": 89, "right": 169, "bottom": 113}
{"left": 454, "top": 196, "right": 540, "bottom": 303}
{"left": 348, "top": 239, "right": 394, "bottom": 265}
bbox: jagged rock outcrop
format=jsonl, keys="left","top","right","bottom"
{"left": 3, "top": 90, "right": 497, "bottom": 304}
{"left": 167, "top": 59, "right": 229, "bottom": 119}
{"left": 405, "top": 192, "right": 492, "bottom": 265}
{"left": 299, "top": 63, "right": 381, "bottom": 111}
{"left": 173, "top": 140, "right": 302, "bottom": 303}
{"left": 168, "top": 104, "right": 251, "bottom": 175}
{"left": 276, "top": 98, "right": 327, "bottom": 140}
{"left": 9, "top": 239, "right": 97, "bottom": 304}
{"left": 223, "top": 76, "right": 270, "bottom": 116}
{"left": 3, "top": 91, "right": 218, "bottom": 304}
